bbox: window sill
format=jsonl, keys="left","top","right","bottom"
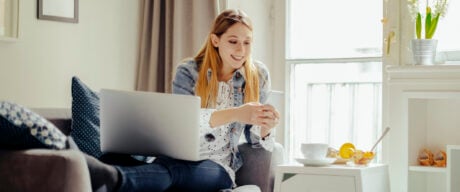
{"left": 386, "top": 64, "right": 460, "bottom": 84}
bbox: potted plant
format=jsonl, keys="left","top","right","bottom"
{"left": 408, "top": 0, "right": 449, "bottom": 65}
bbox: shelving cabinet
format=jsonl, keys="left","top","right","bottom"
{"left": 386, "top": 65, "right": 460, "bottom": 192}
{"left": 447, "top": 145, "right": 460, "bottom": 192}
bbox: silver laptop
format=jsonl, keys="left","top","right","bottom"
{"left": 100, "top": 89, "right": 202, "bottom": 161}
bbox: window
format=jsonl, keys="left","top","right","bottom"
{"left": 436, "top": 0, "right": 460, "bottom": 62}
{"left": 286, "top": 0, "right": 383, "bottom": 161}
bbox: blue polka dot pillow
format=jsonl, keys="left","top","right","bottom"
{"left": 0, "top": 101, "right": 67, "bottom": 150}
{"left": 70, "top": 77, "right": 153, "bottom": 163}
{"left": 71, "top": 76, "right": 103, "bottom": 158}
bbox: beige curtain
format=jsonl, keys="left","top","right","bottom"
{"left": 136, "top": 0, "right": 218, "bottom": 93}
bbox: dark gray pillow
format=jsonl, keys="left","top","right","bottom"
{"left": 70, "top": 76, "right": 103, "bottom": 158}
{"left": 70, "top": 77, "right": 154, "bottom": 162}
{"left": 0, "top": 101, "right": 67, "bottom": 150}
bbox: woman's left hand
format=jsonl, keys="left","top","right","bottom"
{"left": 259, "top": 104, "right": 280, "bottom": 138}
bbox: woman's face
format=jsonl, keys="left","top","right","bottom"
{"left": 212, "top": 22, "right": 253, "bottom": 72}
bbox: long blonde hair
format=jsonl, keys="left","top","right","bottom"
{"left": 194, "top": 9, "right": 260, "bottom": 108}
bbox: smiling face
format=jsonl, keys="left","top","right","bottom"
{"left": 211, "top": 22, "right": 253, "bottom": 77}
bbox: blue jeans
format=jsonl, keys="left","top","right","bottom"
{"left": 110, "top": 156, "right": 232, "bottom": 192}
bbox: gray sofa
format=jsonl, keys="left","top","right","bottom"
{"left": 0, "top": 108, "right": 284, "bottom": 192}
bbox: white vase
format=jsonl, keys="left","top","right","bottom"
{"left": 411, "top": 39, "right": 438, "bottom": 65}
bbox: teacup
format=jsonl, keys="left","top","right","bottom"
{"left": 301, "top": 143, "right": 329, "bottom": 160}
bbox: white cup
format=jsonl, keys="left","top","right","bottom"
{"left": 301, "top": 143, "right": 329, "bottom": 160}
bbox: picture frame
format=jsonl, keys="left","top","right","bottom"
{"left": 0, "top": 0, "right": 20, "bottom": 41}
{"left": 37, "top": 0, "right": 78, "bottom": 23}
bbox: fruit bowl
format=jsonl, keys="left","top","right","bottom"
{"left": 352, "top": 150, "right": 375, "bottom": 165}
{"left": 338, "top": 142, "right": 375, "bottom": 166}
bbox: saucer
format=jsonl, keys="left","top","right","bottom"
{"left": 295, "top": 157, "right": 336, "bottom": 166}
{"left": 333, "top": 157, "right": 350, "bottom": 164}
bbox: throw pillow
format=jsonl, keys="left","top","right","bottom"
{"left": 71, "top": 76, "right": 103, "bottom": 158}
{"left": 0, "top": 101, "right": 67, "bottom": 150}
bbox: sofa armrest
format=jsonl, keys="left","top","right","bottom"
{"left": 0, "top": 149, "right": 91, "bottom": 192}
{"left": 236, "top": 142, "right": 285, "bottom": 192}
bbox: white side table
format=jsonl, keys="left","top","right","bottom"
{"left": 274, "top": 164, "right": 390, "bottom": 192}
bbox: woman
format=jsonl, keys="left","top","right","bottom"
{"left": 86, "top": 9, "right": 279, "bottom": 192}
{"left": 172, "top": 8, "right": 279, "bottom": 188}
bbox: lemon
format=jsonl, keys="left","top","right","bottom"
{"left": 339, "top": 142, "right": 356, "bottom": 159}
{"left": 363, "top": 151, "right": 375, "bottom": 159}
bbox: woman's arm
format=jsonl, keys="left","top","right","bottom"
{"left": 209, "top": 107, "right": 238, "bottom": 128}
{"left": 205, "top": 99, "right": 278, "bottom": 133}
{"left": 209, "top": 103, "right": 276, "bottom": 128}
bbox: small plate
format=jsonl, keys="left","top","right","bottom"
{"left": 295, "top": 157, "right": 336, "bottom": 166}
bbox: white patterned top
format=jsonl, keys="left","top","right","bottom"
{"left": 199, "top": 80, "right": 235, "bottom": 185}
{"left": 198, "top": 80, "right": 274, "bottom": 186}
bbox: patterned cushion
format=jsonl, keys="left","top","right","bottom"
{"left": 70, "top": 76, "right": 103, "bottom": 158}
{"left": 0, "top": 101, "right": 67, "bottom": 149}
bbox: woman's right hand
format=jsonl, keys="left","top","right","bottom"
{"left": 235, "top": 102, "right": 278, "bottom": 127}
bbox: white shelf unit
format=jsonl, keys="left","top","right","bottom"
{"left": 447, "top": 145, "right": 460, "bottom": 192}
{"left": 386, "top": 65, "right": 460, "bottom": 192}
{"left": 408, "top": 166, "right": 446, "bottom": 173}
{"left": 403, "top": 92, "right": 460, "bottom": 192}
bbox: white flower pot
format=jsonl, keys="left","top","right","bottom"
{"left": 411, "top": 39, "right": 438, "bottom": 65}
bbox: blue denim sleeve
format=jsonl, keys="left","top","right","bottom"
{"left": 172, "top": 62, "right": 196, "bottom": 96}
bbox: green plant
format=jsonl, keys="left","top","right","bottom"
{"left": 408, "top": 0, "right": 449, "bottom": 39}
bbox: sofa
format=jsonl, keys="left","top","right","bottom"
{"left": 0, "top": 108, "right": 285, "bottom": 192}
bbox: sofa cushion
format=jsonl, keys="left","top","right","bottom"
{"left": 70, "top": 77, "right": 103, "bottom": 158}
{"left": 70, "top": 77, "right": 152, "bottom": 162}
{"left": 0, "top": 101, "right": 67, "bottom": 150}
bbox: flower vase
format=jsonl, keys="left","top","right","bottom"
{"left": 411, "top": 39, "right": 438, "bottom": 65}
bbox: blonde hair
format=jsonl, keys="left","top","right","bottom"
{"left": 194, "top": 9, "right": 260, "bottom": 108}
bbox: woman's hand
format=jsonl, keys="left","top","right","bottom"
{"left": 209, "top": 102, "right": 280, "bottom": 136}
{"left": 259, "top": 104, "right": 280, "bottom": 137}
{"left": 235, "top": 102, "right": 280, "bottom": 137}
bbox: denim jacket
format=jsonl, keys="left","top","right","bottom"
{"left": 172, "top": 59, "right": 274, "bottom": 171}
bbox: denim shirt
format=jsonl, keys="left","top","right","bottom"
{"left": 172, "top": 59, "right": 274, "bottom": 171}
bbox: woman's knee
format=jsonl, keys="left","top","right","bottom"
{"left": 196, "top": 160, "right": 232, "bottom": 189}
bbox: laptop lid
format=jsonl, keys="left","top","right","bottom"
{"left": 100, "top": 89, "right": 202, "bottom": 161}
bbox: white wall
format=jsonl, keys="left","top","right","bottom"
{"left": 0, "top": 0, "right": 140, "bottom": 108}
